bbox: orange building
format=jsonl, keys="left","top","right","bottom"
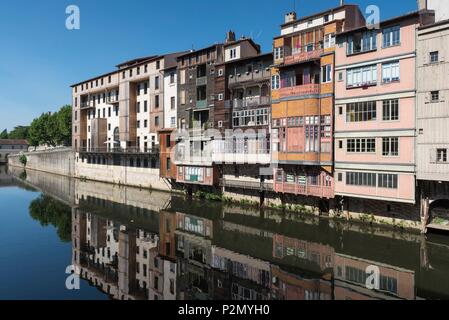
{"left": 271, "top": 6, "right": 365, "bottom": 199}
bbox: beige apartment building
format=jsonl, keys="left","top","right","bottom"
{"left": 71, "top": 52, "right": 185, "bottom": 154}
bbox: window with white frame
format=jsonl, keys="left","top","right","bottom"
{"left": 346, "top": 101, "right": 377, "bottom": 122}
{"left": 382, "top": 137, "right": 399, "bottom": 156}
{"left": 437, "top": 149, "right": 448, "bottom": 163}
{"left": 230, "top": 48, "right": 237, "bottom": 59}
{"left": 382, "top": 61, "right": 400, "bottom": 83}
{"left": 347, "top": 138, "right": 376, "bottom": 153}
{"left": 305, "top": 116, "right": 319, "bottom": 152}
{"left": 324, "top": 33, "right": 336, "bottom": 49}
{"left": 271, "top": 75, "right": 280, "bottom": 90}
{"left": 347, "top": 65, "right": 377, "bottom": 87}
{"left": 378, "top": 174, "right": 398, "bottom": 189}
{"left": 346, "top": 172, "right": 377, "bottom": 187}
{"left": 382, "top": 26, "right": 400, "bottom": 48}
{"left": 430, "top": 51, "right": 439, "bottom": 64}
{"left": 321, "top": 65, "right": 332, "bottom": 83}
{"left": 382, "top": 99, "right": 399, "bottom": 120}
{"left": 232, "top": 108, "right": 269, "bottom": 127}
{"left": 274, "top": 47, "right": 284, "bottom": 60}
{"left": 218, "top": 93, "right": 224, "bottom": 101}
{"left": 347, "top": 31, "right": 377, "bottom": 55}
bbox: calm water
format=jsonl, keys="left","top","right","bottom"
{"left": 2, "top": 165, "right": 449, "bottom": 300}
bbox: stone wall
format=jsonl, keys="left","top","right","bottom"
{"left": 75, "top": 160, "right": 171, "bottom": 192}
{"left": 8, "top": 148, "right": 75, "bottom": 177}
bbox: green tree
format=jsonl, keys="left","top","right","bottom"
{"left": 0, "top": 129, "right": 8, "bottom": 139}
{"left": 29, "top": 195, "right": 72, "bottom": 242}
{"left": 8, "top": 126, "right": 29, "bottom": 140}
{"left": 28, "top": 116, "right": 45, "bottom": 148}
{"left": 55, "top": 105, "right": 72, "bottom": 146}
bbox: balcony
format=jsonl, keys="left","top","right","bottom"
{"left": 228, "top": 69, "right": 271, "bottom": 86}
{"left": 232, "top": 96, "right": 271, "bottom": 108}
{"left": 77, "top": 146, "right": 160, "bottom": 155}
{"left": 274, "top": 182, "right": 333, "bottom": 199}
{"left": 196, "top": 76, "right": 207, "bottom": 86}
{"left": 106, "top": 95, "right": 119, "bottom": 104}
{"left": 278, "top": 84, "right": 320, "bottom": 99}
{"left": 212, "top": 140, "right": 271, "bottom": 164}
{"left": 80, "top": 101, "right": 94, "bottom": 110}
{"left": 282, "top": 43, "right": 323, "bottom": 66}
{"left": 220, "top": 178, "right": 273, "bottom": 191}
{"left": 196, "top": 100, "right": 207, "bottom": 109}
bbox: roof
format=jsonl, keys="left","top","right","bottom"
{"left": 281, "top": 4, "right": 356, "bottom": 28}
{"left": 418, "top": 17, "right": 449, "bottom": 31}
{"left": 71, "top": 51, "right": 188, "bottom": 87}
{"left": 222, "top": 52, "right": 273, "bottom": 66}
{"left": 0, "top": 139, "right": 28, "bottom": 145}
{"left": 223, "top": 38, "right": 261, "bottom": 53}
{"left": 338, "top": 10, "right": 423, "bottom": 36}
{"left": 116, "top": 55, "right": 158, "bottom": 68}
{"left": 177, "top": 43, "right": 222, "bottom": 60}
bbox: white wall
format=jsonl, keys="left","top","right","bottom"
{"left": 163, "top": 70, "right": 177, "bottom": 129}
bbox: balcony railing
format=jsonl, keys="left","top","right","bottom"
{"left": 228, "top": 69, "right": 271, "bottom": 86}
{"left": 211, "top": 140, "right": 271, "bottom": 164}
{"left": 196, "top": 76, "right": 207, "bottom": 86}
{"left": 278, "top": 83, "right": 320, "bottom": 98}
{"left": 77, "top": 147, "right": 160, "bottom": 155}
{"left": 274, "top": 182, "right": 333, "bottom": 198}
{"left": 232, "top": 96, "right": 271, "bottom": 108}
{"left": 196, "top": 100, "right": 207, "bottom": 109}
{"left": 283, "top": 43, "right": 323, "bottom": 66}
{"left": 220, "top": 178, "right": 274, "bottom": 191}
{"left": 106, "top": 95, "right": 119, "bottom": 104}
{"left": 80, "top": 101, "right": 94, "bottom": 109}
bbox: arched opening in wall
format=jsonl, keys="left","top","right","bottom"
{"left": 429, "top": 199, "right": 449, "bottom": 227}
{"left": 113, "top": 127, "right": 120, "bottom": 150}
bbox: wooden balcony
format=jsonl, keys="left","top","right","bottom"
{"left": 278, "top": 84, "right": 320, "bottom": 99}
{"left": 274, "top": 182, "right": 334, "bottom": 199}
{"left": 283, "top": 48, "right": 323, "bottom": 66}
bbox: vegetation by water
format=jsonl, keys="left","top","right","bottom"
{"left": 28, "top": 194, "right": 72, "bottom": 242}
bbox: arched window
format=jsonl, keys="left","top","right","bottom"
{"left": 113, "top": 127, "right": 120, "bottom": 147}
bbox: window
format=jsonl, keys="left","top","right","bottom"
{"left": 170, "top": 117, "right": 176, "bottom": 127}
{"left": 305, "top": 116, "right": 319, "bottom": 152}
{"left": 346, "top": 102, "right": 376, "bottom": 122}
{"left": 144, "top": 64, "right": 148, "bottom": 73}
{"left": 144, "top": 120, "right": 148, "bottom": 128}
{"left": 143, "top": 101, "right": 147, "bottom": 112}
{"left": 274, "top": 47, "right": 283, "bottom": 60}
{"left": 137, "top": 121, "right": 140, "bottom": 129}
{"left": 338, "top": 173, "right": 343, "bottom": 182}
{"left": 171, "top": 96, "right": 175, "bottom": 109}
{"left": 378, "top": 174, "right": 398, "bottom": 189}
{"left": 339, "top": 140, "right": 343, "bottom": 149}
{"left": 218, "top": 93, "right": 224, "bottom": 101}
{"left": 170, "top": 72, "right": 175, "bottom": 84}
{"left": 320, "top": 115, "right": 331, "bottom": 138}
{"left": 383, "top": 99, "right": 399, "bottom": 120}
{"left": 232, "top": 108, "right": 269, "bottom": 127}
{"left": 431, "top": 91, "right": 440, "bottom": 102}
{"left": 156, "top": 60, "right": 160, "bottom": 69}
{"left": 382, "top": 137, "right": 399, "bottom": 156}
{"left": 230, "top": 48, "right": 237, "bottom": 59}
{"left": 137, "top": 102, "right": 140, "bottom": 113}
{"left": 324, "top": 14, "right": 330, "bottom": 22}
{"left": 218, "top": 69, "right": 224, "bottom": 76}
{"left": 180, "top": 90, "right": 186, "bottom": 105}
{"left": 346, "top": 172, "right": 377, "bottom": 187}
{"left": 382, "top": 26, "right": 400, "bottom": 47}
{"left": 155, "top": 95, "right": 160, "bottom": 108}
{"left": 347, "top": 138, "right": 376, "bottom": 153}
{"left": 382, "top": 61, "right": 400, "bottom": 83}
{"left": 271, "top": 75, "right": 280, "bottom": 90}
{"left": 137, "top": 84, "right": 141, "bottom": 95}
{"left": 437, "top": 149, "right": 448, "bottom": 163}
{"left": 155, "top": 116, "right": 159, "bottom": 127}
{"left": 347, "top": 31, "right": 377, "bottom": 55}
{"left": 338, "top": 72, "right": 343, "bottom": 81}
{"left": 155, "top": 76, "right": 160, "bottom": 90}
{"left": 347, "top": 65, "right": 377, "bottom": 87}
{"left": 324, "top": 33, "right": 336, "bottom": 49}
{"left": 321, "top": 65, "right": 332, "bottom": 83}
{"left": 129, "top": 69, "right": 133, "bottom": 77}
{"left": 144, "top": 82, "right": 148, "bottom": 95}
{"left": 430, "top": 51, "right": 439, "bottom": 64}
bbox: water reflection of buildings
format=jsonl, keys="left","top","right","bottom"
{"left": 71, "top": 198, "right": 419, "bottom": 300}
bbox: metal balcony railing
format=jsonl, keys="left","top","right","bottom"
{"left": 77, "top": 146, "right": 160, "bottom": 155}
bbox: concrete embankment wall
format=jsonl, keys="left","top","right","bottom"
{"left": 8, "top": 148, "right": 75, "bottom": 177}
{"left": 75, "top": 161, "right": 171, "bottom": 192}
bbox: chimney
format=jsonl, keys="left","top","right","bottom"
{"left": 285, "top": 12, "right": 297, "bottom": 24}
{"left": 225, "top": 30, "right": 236, "bottom": 43}
{"left": 340, "top": 0, "right": 344, "bottom": 5}
{"left": 417, "top": 0, "right": 427, "bottom": 10}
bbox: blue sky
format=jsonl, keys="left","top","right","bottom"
{"left": 0, "top": 0, "right": 417, "bottom": 131}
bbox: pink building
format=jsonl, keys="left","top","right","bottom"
{"left": 334, "top": 11, "right": 432, "bottom": 207}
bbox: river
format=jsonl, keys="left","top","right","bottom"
{"left": 1, "top": 165, "right": 449, "bottom": 300}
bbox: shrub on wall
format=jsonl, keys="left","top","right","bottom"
{"left": 19, "top": 154, "right": 27, "bottom": 167}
